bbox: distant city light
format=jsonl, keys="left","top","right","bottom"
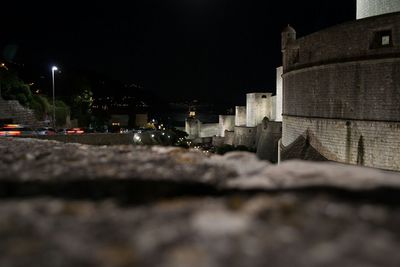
{"left": 134, "top": 134, "right": 141, "bottom": 141}
{"left": 0, "top": 63, "right": 8, "bottom": 70}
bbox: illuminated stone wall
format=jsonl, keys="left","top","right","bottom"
{"left": 282, "top": 11, "right": 400, "bottom": 171}
{"left": 185, "top": 118, "right": 201, "bottom": 139}
{"left": 199, "top": 123, "right": 219, "bottom": 138}
{"left": 219, "top": 115, "right": 235, "bottom": 137}
{"left": 357, "top": 0, "right": 400, "bottom": 19}
{"left": 275, "top": 67, "right": 283, "bottom": 122}
{"left": 246, "top": 93, "right": 274, "bottom": 127}
{"left": 235, "top": 106, "right": 247, "bottom": 126}
{"left": 282, "top": 116, "right": 400, "bottom": 171}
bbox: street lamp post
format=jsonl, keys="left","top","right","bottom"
{"left": 51, "top": 66, "right": 58, "bottom": 128}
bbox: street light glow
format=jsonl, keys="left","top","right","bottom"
{"left": 51, "top": 66, "right": 59, "bottom": 128}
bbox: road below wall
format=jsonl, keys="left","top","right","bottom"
{"left": 1, "top": 138, "right": 400, "bottom": 267}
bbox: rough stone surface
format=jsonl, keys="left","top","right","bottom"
{"left": 235, "top": 106, "right": 247, "bottom": 126}
{"left": 246, "top": 93, "right": 274, "bottom": 127}
{"left": 0, "top": 96, "right": 42, "bottom": 127}
{"left": 1, "top": 138, "right": 400, "bottom": 267}
{"left": 357, "top": 0, "right": 400, "bottom": 19}
{"left": 282, "top": 12, "right": 400, "bottom": 171}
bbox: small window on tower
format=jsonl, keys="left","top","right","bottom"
{"left": 371, "top": 30, "right": 393, "bottom": 49}
{"left": 382, "top": 35, "right": 390, "bottom": 46}
{"left": 262, "top": 95, "right": 267, "bottom": 98}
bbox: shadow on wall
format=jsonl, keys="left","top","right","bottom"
{"left": 281, "top": 134, "right": 328, "bottom": 162}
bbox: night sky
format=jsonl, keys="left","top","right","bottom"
{"left": 1, "top": 0, "right": 356, "bottom": 105}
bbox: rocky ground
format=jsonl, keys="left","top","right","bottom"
{"left": 1, "top": 138, "right": 400, "bottom": 267}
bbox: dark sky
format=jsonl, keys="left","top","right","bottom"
{"left": 1, "top": 0, "right": 356, "bottom": 105}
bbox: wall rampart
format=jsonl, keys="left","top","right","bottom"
{"left": 283, "top": 58, "right": 400, "bottom": 121}
{"left": 235, "top": 106, "right": 247, "bottom": 126}
{"left": 200, "top": 123, "right": 219, "bottom": 138}
{"left": 357, "top": 0, "right": 400, "bottom": 19}
{"left": 233, "top": 126, "right": 257, "bottom": 148}
{"left": 219, "top": 115, "right": 235, "bottom": 137}
{"left": 283, "top": 115, "right": 400, "bottom": 171}
{"left": 284, "top": 12, "right": 400, "bottom": 72}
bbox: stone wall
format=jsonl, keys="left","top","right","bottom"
{"left": 233, "top": 126, "right": 257, "bottom": 148}
{"left": 246, "top": 93, "right": 274, "bottom": 127}
{"left": 282, "top": 12, "right": 400, "bottom": 171}
{"left": 212, "top": 136, "right": 225, "bottom": 147}
{"left": 224, "top": 131, "right": 235, "bottom": 145}
{"left": 257, "top": 121, "right": 282, "bottom": 163}
{"left": 185, "top": 118, "right": 201, "bottom": 139}
{"left": 219, "top": 115, "right": 235, "bottom": 137}
{"left": 282, "top": 115, "right": 400, "bottom": 171}
{"left": 199, "top": 123, "right": 219, "bottom": 138}
{"left": 275, "top": 67, "right": 283, "bottom": 122}
{"left": 283, "top": 58, "right": 400, "bottom": 121}
{"left": 235, "top": 106, "right": 246, "bottom": 126}
{"left": 284, "top": 12, "right": 400, "bottom": 72}
{"left": 357, "top": 0, "right": 400, "bottom": 19}
{"left": 0, "top": 97, "right": 41, "bottom": 126}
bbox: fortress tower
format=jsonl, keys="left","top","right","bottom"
{"left": 357, "top": 0, "right": 400, "bottom": 19}
{"left": 281, "top": 6, "right": 400, "bottom": 171}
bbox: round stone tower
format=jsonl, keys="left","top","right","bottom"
{"left": 357, "top": 0, "right": 400, "bottom": 19}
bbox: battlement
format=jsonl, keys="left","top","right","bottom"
{"left": 357, "top": 0, "right": 400, "bottom": 19}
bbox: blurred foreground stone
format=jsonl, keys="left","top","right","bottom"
{"left": 0, "top": 138, "right": 400, "bottom": 267}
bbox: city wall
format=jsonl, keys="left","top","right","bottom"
{"left": 0, "top": 97, "right": 42, "bottom": 127}
{"left": 282, "top": 11, "right": 400, "bottom": 171}
{"left": 284, "top": 12, "right": 400, "bottom": 72}
{"left": 235, "top": 106, "right": 246, "bottom": 126}
{"left": 283, "top": 58, "right": 400, "bottom": 121}
{"left": 275, "top": 67, "right": 283, "bottom": 122}
{"left": 256, "top": 121, "right": 282, "bottom": 163}
{"left": 233, "top": 126, "right": 257, "bottom": 148}
{"left": 219, "top": 115, "right": 235, "bottom": 137}
{"left": 357, "top": 0, "right": 400, "bottom": 19}
{"left": 246, "top": 93, "right": 274, "bottom": 127}
{"left": 282, "top": 115, "right": 400, "bottom": 170}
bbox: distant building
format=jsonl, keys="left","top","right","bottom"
{"left": 184, "top": 73, "right": 283, "bottom": 162}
